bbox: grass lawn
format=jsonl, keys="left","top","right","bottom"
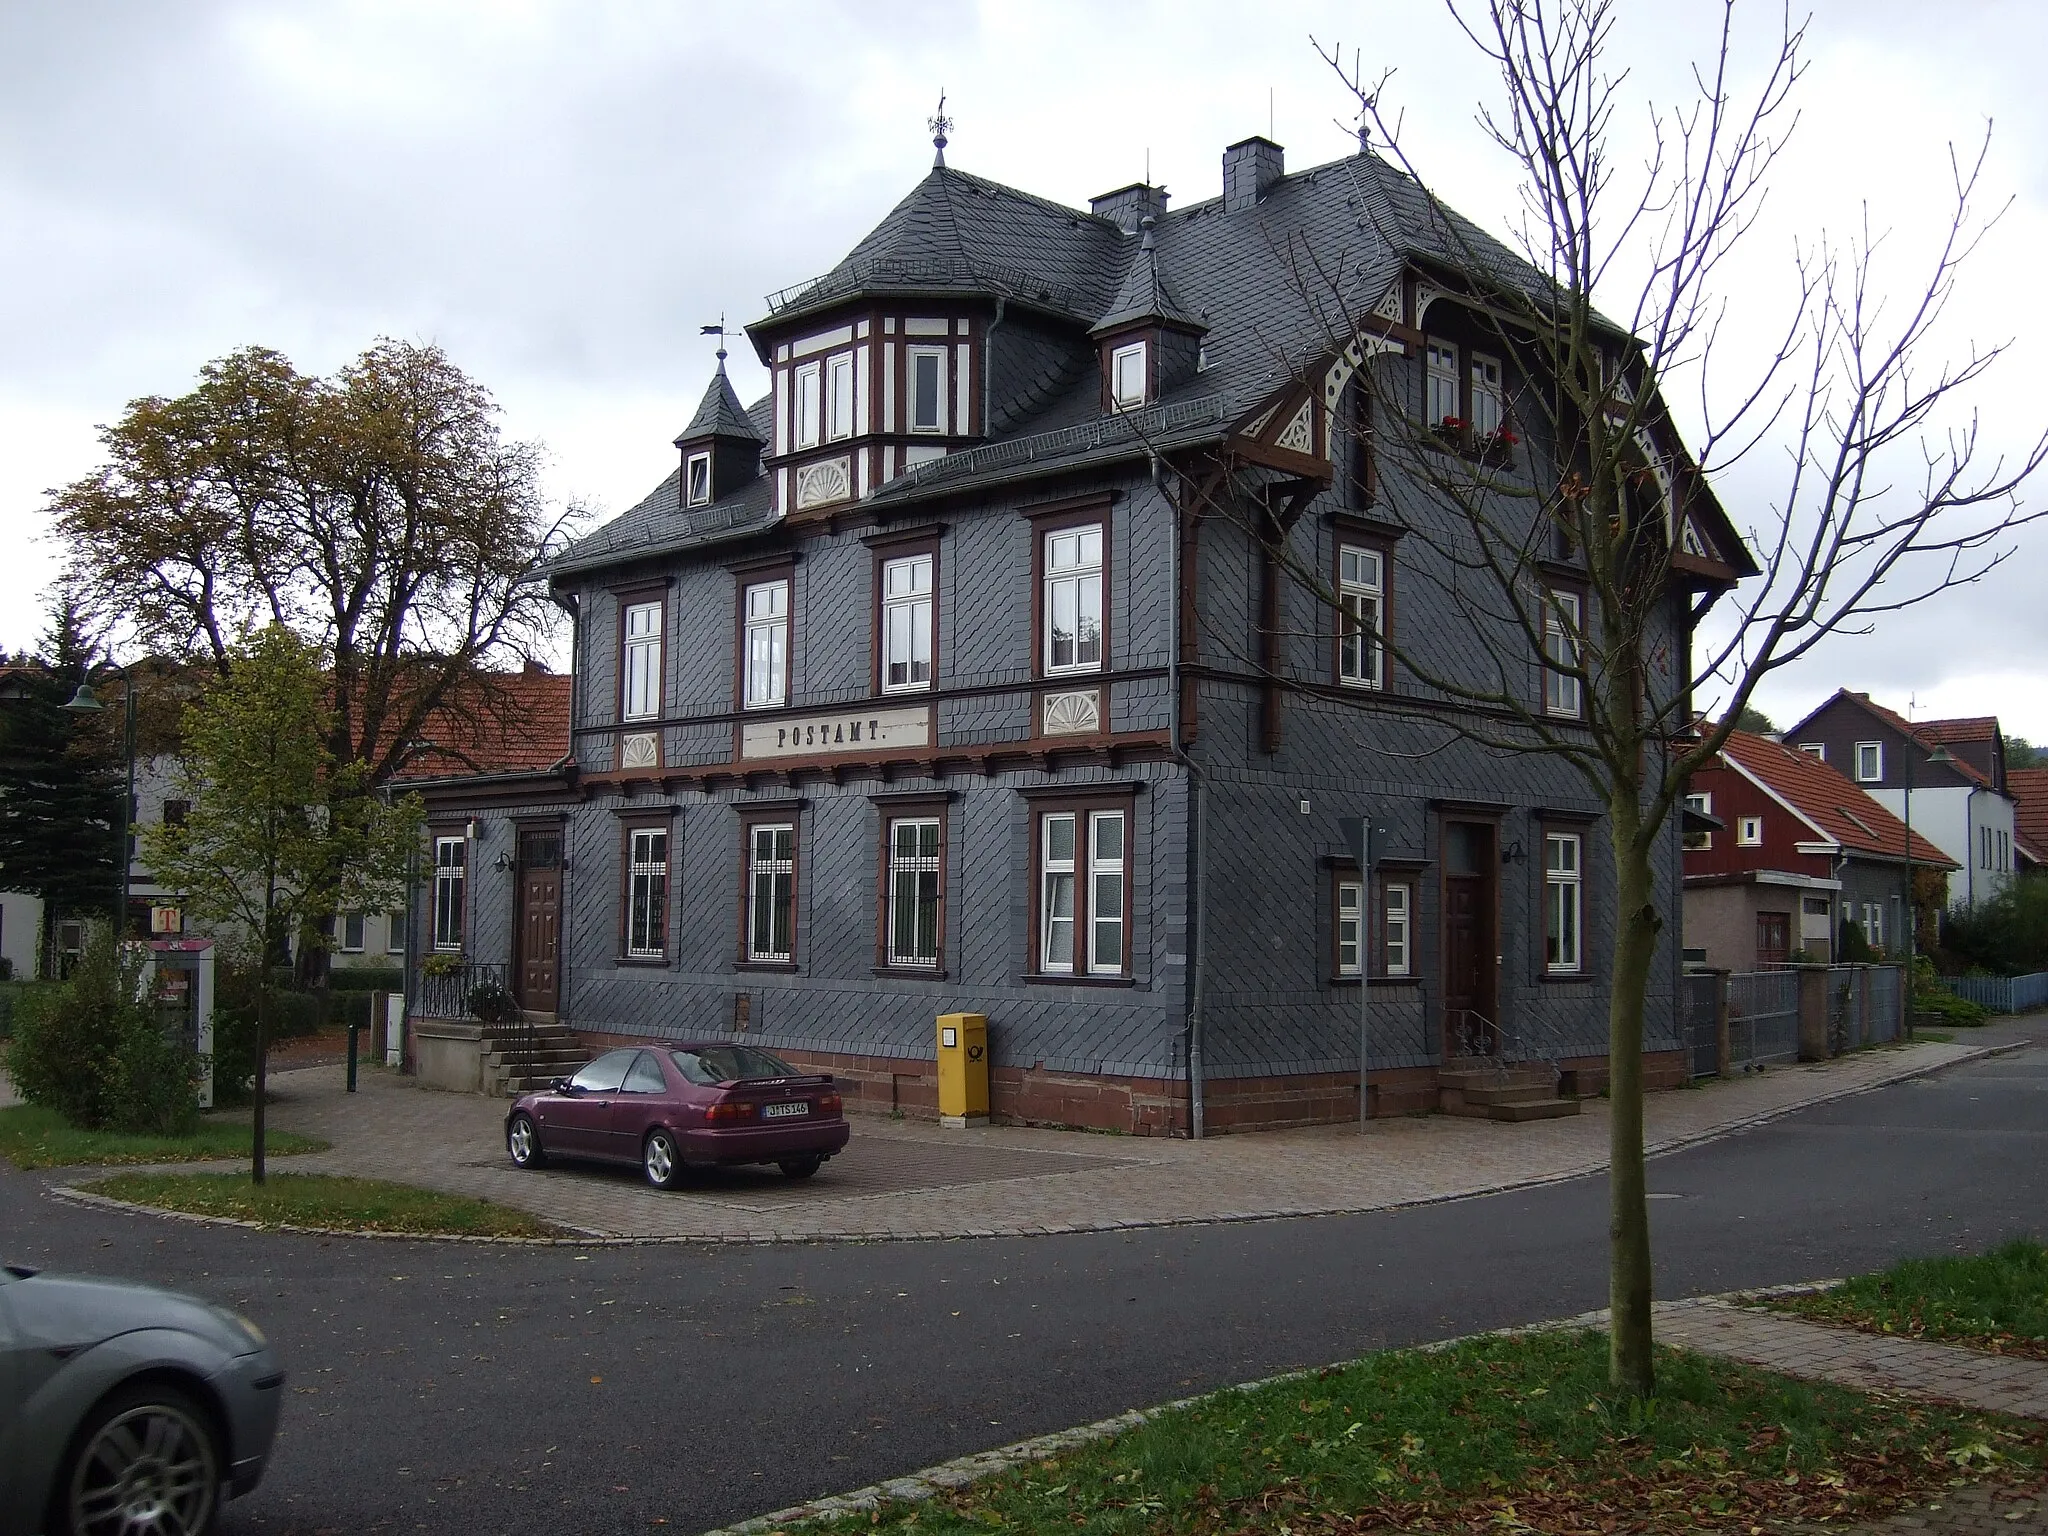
{"left": 82, "top": 1170, "right": 567, "bottom": 1238}
{"left": 813, "top": 1330, "right": 2045, "bottom": 1536}
{"left": 0, "top": 1104, "right": 328, "bottom": 1169}
{"left": 1768, "top": 1239, "right": 2048, "bottom": 1362}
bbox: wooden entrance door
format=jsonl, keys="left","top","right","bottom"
{"left": 1756, "top": 910, "right": 1790, "bottom": 969}
{"left": 514, "top": 828, "right": 562, "bottom": 1014}
{"left": 1442, "top": 820, "right": 1498, "bottom": 1056}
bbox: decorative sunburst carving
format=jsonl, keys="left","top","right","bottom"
{"left": 794, "top": 457, "right": 852, "bottom": 510}
{"left": 620, "top": 732, "right": 659, "bottom": 769}
{"left": 1042, "top": 689, "right": 1101, "bottom": 736}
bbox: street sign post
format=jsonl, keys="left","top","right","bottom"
{"left": 1344, "top": 816, "right": 1396, "bottom": 1130}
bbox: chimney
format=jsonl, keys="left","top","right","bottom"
{"left": 1089, "top": 182, "right": 1170, "bottom": 233}
{"left": 1222, "top": 136, "right": 1284, "bottom": 212}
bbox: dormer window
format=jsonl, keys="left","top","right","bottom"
{"left": 909, "top": 348, "right": 947, "bottom": 434}
{"left": 1471, "top": 353, "right": 1503, "bottom": 436}
{"left": 795, "top": 361, "right": 823, "bottom": 449}
{"left": 1425, "top": 339, "right": 1460, "bottom": 426}
{"left": 685, "top": 452, "right": 711, "bottom": 508}
{"left": 828, "top": 354, "right": 857, "bottom": 441}
{"left": 1111, "top": 341, "right": 1148, "bottom": 409}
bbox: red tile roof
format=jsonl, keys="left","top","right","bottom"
{"left": 1720, "top": 729, "right": 1957, "bottom": 866}
{"left": 2008, "top": 767, "right": 2048, "bottom": 866}
{"left": 1921, "top": 716, "right": 2001, "bottom": 745}
{"left": 392, "top": 671, "right": 572, "bottom": 781}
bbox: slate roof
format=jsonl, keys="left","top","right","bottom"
{"left": 556, "top": 146, "right": 1646, "bottom": 578}
{"left": 1091, "top": 221, "right": 1204, "bottom": 336}
{"left": 678, "top": 364, "right": 763, "bottom": 444}
{"left": 2006, "top": 767, "right": 2048, "bottom": 864}
{"left": 1721, "top": 729, "right": 1956, "bottom": 866}
{"left": 392, "top": 671, "right": 573, "bottom": 782}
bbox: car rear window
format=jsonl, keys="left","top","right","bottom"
{"left": 669, "top": 1046, "right": 800, "bottom": 1085}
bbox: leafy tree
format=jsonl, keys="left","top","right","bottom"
{"left": 2006, "top": 736, "right": 2039, "bottom": 770}
{"left": 1939, "top": 873, "right": 2048, "bottom": 976}
{"left": 0, "top": 600, "right": 122, "bottom": 963}
{"left": 1180, "top": 1, "right": 2046, "bottom": 1396}
{"left": 49, "top": 339, "right": 578, "bottom": 978}
{"left": 1733, "top": 706, "right": 1777, "bottom": 737}
{"left": 143, "top": 627, "right": 421, "bottom": 1179}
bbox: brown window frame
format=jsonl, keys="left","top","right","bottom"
{"left": 865, "top": 527, "right": 942, "bottom": 698}
{"left": 729, "top": 557, "right": 797, "bottom": 714}
{"left": 1539, "top": 823, "right": 1587, "bottom": 977}
{"left": 1542, "top": 586, "right": 1587, "bottom": 720}
{"left": 1027, "top": 498, "right": 1113, "bottom": 683}
{"left": 1332, "top": 532, "right": 1393, "bottom": 691}
{"left": 736, "top": 804, "right": 802, "bottom": 971}
{"left": 872, "top": 792, "right": 950, "bottom": 975}
{"left": 1328, "top": 863, "right": 1420, "bottom": 985}
{"left": 429, "top": 827, "right": 468, "bottom": 954}
{"left": 1024, "top": 787, "right": 1137, "bottom": 984}
{"left": 610, "top": 580, "right": 670, "bottom": 727}
{"left": 617, "top": 813, "right": 674, "bottom": 966}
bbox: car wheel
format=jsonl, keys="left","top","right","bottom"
{"left": 643, "top": 1128, "right": 685, "bottom": 1190}
{"left": 778, "top": 1154, "right": 823, "bottom": 1180}
{"left": 507, "top": 1112, "right": 548, "bottom": 1169}
{"left": 58, "top": 1382, "right": 222, "bottom": 1536}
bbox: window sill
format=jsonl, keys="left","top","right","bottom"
{"left": 736, "top": 960, "right": 799, "bottom": 973}
{"left": 1330, "top": 975, "right": 1421, "bottom": 988}
{"left": 873, "top": 965, "right": 948, "bottom": 980}
{"left": 616, "top": 955, "right": 670, "bottom": 968}
{"left": 1021, "top": 972, "right": 1137, "bottom": 988}
{"left": 1539, "top": 969, "right": 1589, "bottom": 982}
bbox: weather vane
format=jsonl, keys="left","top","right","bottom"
{"left": 699, "top": 314, "right": 728, "bottom": 367}
{"left": 928, "top": 90, "right": 952, "bottom": 166}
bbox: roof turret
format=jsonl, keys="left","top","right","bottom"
{"left": 1090, "top": 217, "right": 1204, "bottom": 337}
{"left": 675, "top": 353, "right": 764, "bottom": 448}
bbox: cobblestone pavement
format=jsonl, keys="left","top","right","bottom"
{"left": 100, "top": 1030, "right": 2017, "bottom": 1242}
{"left": 1783, "top": 1484, "right": 2048, "bottom": 1534}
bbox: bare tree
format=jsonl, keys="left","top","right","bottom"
{"left": 1171, "top": 0, "right": 2044, "bottom": 1396}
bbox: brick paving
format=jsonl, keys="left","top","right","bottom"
{"left": 141, "top": 1031, "right": 2019, "bottom": 1242}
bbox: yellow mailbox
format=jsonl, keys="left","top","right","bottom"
{"left": 936, "top": 1012, "right": 990, "bottom": 1127}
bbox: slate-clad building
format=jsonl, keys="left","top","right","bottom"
{"left": 405, "top": 133, "right": 1750, "bottom": 1132}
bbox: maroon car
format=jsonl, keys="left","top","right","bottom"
{"left": 504, "top": 1043, "right": 849, "bottom": 1188}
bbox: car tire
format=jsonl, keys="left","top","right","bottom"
{"left": 643, "top": 1128, "right": 685, "bottom": 1190}
{"left": 507, "top": 1112, "right": 548, "bottom": 1170}
{"left": 56, "top": 1381, "right": 223, "bottom": 1536}
{"left": 778, "top": 1154, "right": 823, "bottom": 1180}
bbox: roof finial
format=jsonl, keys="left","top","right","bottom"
{"left": 927, "top": 90, "right": 952, "bottom": 167}
{"left": 1139, "top": 214, "right": 1156, "bottom": 253}
{"left": 699, "top": 315, "right": 729, "bottom": 369}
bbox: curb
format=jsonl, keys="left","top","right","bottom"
{"left": 695, "top": 1280, "right": 1847, "bottom": 1536}
{"left": 41, "top": 1039, "right": 2024, "bottom": 1249}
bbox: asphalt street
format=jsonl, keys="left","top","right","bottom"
{"left": 3, "top": 1049, "right": 2043, "bottom": 1536}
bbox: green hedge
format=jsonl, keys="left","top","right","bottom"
{"left": 326, "top": 965, "right": 403, "bottom": 994}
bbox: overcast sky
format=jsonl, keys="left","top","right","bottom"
{"left": 4, "top": 0, "right": 2045, "bottom": 738}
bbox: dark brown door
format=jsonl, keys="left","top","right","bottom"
{"left": 1756, "top": 911, "right": 1790, "bottom": 969}
{"left": 1442, "top": 820, "right": 1498, "bottom": 1056}
{"left": 514, "top": 828, "right": 562, "bottom": 1013}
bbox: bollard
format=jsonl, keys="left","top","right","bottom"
{"left": 346, "top": 1020, "right": 360, "bottom": 1093}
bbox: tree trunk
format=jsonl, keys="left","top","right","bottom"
{"left": 1606, "top": 798, "right": 1660, "bottom": 1397}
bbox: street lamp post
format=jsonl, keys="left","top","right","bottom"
{"left": 63, "top": 663, "right": 137, "bottom": 937}
{"left": 1903, "top": 741, "right": 1958, "bottom": 1019}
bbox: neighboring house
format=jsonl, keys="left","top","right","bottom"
{"left": 1683, "top": 730, "right": 1956, "bottom": 969}
{"left": 407, "top": 132, "right": 1752, "bottom": 1132}
{"left": 1785, "top": 693, "right": 2025, "bottom": 908}
{"left": 2007, "top": 767, "right": 2048, "bottom": 877}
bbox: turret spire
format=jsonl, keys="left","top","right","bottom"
{"left": 927, "top": 91, "right": 952, "bottom": 168}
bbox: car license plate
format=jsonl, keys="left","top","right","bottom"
{"left": 762, "top": 1101, "right": 810, "bottom": 1119}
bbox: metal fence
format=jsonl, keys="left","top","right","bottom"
{"left": 412, "top": 961, "right": 509, "bottom": 1021}
{"left": 1681, "top": 973, "right": 1721, "bottom": 1078}
{"left": 1826, "top": 965, "right": 1901, "bottom": 1050}
{"left": 1726, "top": 969, "right": 1802, "bottom": 1071}
{"left": 1937, "top": 972, "right": 2048, "bottom": 1014}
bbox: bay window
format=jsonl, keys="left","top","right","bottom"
{"left": 795, "top": 361, "right": 822, "bottom": 449}
{"left": 828, "top": 353, "right": 856, "bottom": 441}
{"left": 909, "top": 348, "right": 946, "bottom": 433}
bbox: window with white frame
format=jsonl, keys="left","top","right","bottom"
{"left": 1470, "top": 352, "right": 1504, "bottom": 436}
{"left": 909, "top": 348, "right": 946, "bottom": 433}
{"left": 1337, "top": 544, "right": 1383, "bottom": 688}
{"left": 1110, "top": 341, "right": 1147, "bottom": 409}
{"left": 622, "top": 600, "right": 662, "bottom": 721}
{"left": 1545, "top": 831, "right": 1583, "bottom": 973}
{"left": 881, "top": 553, "right": 934, "bottom": 692}
{"left": 1036, "top": 805, "right": 1128, "bottom": 976}
{"left": 624, "top": 827, "right": 668, "bottom": 959}
{"left": 1798, "top": 743, "right": 1825, "bottom": 761}
{"left": 1861, "top": 901, "right": 1884, "bottom": 949}
{"left": 885, "top": 817, "right": 941, "bottom": 967}
{"left": 1683, "top": 792, "right": 1712, "bottom": 850}
{"left": 828, "top": 353, "right": 856, "bottom": 441}
{"left": 1737, "top": 815, "right": 1764, "bottom": 846}
{"left": 1854, "top": 741, "right": 1883, "bottom": 783}
{"left": 1544, "top": 592, "right": 1583, "bottom": 717}
{"left": 1335, "top": 879, "right": 1364, "bottom": 976}
{"left": 1043, "top": 525, "right": 1104, "bottom": 674}
{"left": 686, "top": 452, "right": 711, "bottom": 507}
{"left": 1425, "top": 339, "right": 1461, "bottom": 426}
{"left": 746, "top": 822, "right": 796, "bottom": 963}
{"left": 1384, "top": 879, "right": 1412, "bottom": 977}
{"left": 432, "top": 835, "right": 466, "bottom": 952}
{"left": 743, "top": 579, "right": 789, "bottom": 709}
{"left": 385, "top": 912, "right": 406, "bottom": 954}
{"left": 795, "top": 361, "right": 822, "bottom": 449}
{"left": 339, "top": 912, "right": 365, "bottom": 953}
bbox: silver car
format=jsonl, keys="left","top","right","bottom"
{"left": 0, "top": 1260, "right": 284, "bottom": 1536}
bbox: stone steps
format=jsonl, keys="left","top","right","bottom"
{"left": 1438, "top": 1066, "right": 1581, "bottom": 1122}
{"left": 481, "top": 1020, "right": 587, "bottom": 1098}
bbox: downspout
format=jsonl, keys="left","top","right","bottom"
{"left": 982, "top": 297, "right": 1006, "bottom": 438}
{"left": 1157, "top": 451, "right": 1206, "bottom": 1139}
{"left": 551, "top": 583, "right": 582, "bottom": 1025}
{"left": 1964, "top": 784, "right": 1979, "bottom": 908}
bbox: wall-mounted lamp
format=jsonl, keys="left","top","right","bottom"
{"left": 1501, "top": 839, "right": 1527, "bottom": 866}
{"left": 492, "top": 851, "right": 515, "bottom": 873}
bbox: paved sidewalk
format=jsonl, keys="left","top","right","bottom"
{"left": 99, "top": 1029, "right": 2016, "bottom": 1242}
